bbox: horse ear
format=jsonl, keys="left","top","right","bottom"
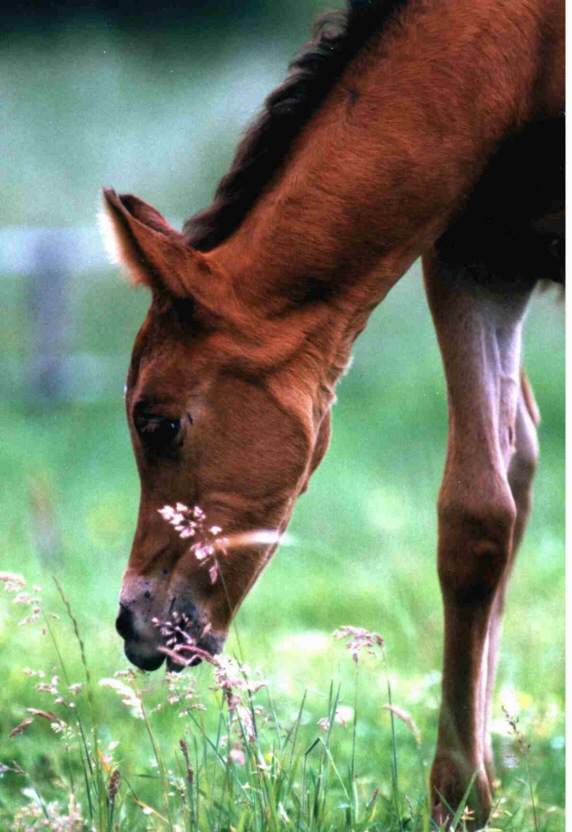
{"left": 100, "top": 189, "right": 214, "bottom": 299}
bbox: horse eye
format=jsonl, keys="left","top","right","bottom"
{"left": 134, "top": 412, "right": 182, "bottom": 454}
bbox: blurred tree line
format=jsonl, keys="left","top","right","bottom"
{"left": 3, "top": 0, "right": 329, "bottom": 34}
{"left": 2, "top": 0, "right": 335, "bottom": 401}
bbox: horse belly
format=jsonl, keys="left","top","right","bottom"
{"left": 435, "top": 117, "right": 565, "bottom": 285}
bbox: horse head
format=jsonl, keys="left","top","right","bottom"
{"left": 102, "top": 189, "right": 332, "bottom": 671}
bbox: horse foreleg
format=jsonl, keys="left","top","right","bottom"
{"left": 422, "top": 250, "right": 534, "bottom": 828}
{"left": 482, "top": 371, "right": 539, "bottom": 786}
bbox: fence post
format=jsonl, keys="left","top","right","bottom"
{"left": 27, "top": 229, "right": 69, "bottom": 404}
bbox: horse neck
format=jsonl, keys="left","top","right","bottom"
{"left": 208, "top": 0, "right": 559, "bottom": 401}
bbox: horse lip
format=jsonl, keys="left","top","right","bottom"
{"left": 124, "top": 643, "right": 166, "bottom": 672}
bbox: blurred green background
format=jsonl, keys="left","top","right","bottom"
{"left": 0, "top": 1, "right": 564, "bottom": 826}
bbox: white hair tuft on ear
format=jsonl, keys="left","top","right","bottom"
{"left": 98, "top": 205, "right": 123, "bottom": 268}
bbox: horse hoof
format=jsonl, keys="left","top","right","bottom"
{"left": 431, "top": 801, "right": 483, "bottom": 831}
{"left": 430, "top": 755, "right": 491, "bottom": 830}
{"left": 431, "top": 800, "right": 452, "bottom": 829}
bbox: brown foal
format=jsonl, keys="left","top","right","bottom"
{"left": 102, "top": 0, "right": 564, "bottom": 824}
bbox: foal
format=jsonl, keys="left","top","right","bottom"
{"left": 102, "top": 0, "right": 564, "bottom": 824}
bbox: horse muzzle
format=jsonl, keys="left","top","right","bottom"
{"left": 115, "top": 601, "right": 166, "bottom": 670}
{"left": 116, "top": 588, "right": 226, "bottom": 672}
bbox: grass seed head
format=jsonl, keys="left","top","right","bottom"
{"left": 159, "top": 503, "right": 227, "bottom": 584}
{"left": 107, "top": 768, "right": 120, "bottom": 802}
{"left": 332, "top": 625, "right": 384, "bottom": 664}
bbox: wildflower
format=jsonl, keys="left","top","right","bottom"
{"left": 212, "top": 657, "right": 268, "bottom": 744}
{"left": 36, "top": 674, "right": 60, "bottom": 697}
{"left": 317, "top": 705, "right": 354, "bottom": 732}
{"left": 460, "top": 806, "right": 475, "bottom": 824}
{"left": 12, "top": 592, "right": 34, "bottom": 605}
{"left": 50, "top": 720, "right": 66, "bottom": 734}
{"left": 317, "top": 716, "right": 330, "bottom": 732}
{"left": 22, "top": 668, "right": 45, "bottom": 678}
{"left": 225, "top": 692, "right": 256, "bottom": 742}
{"left": 336, "top": 704, "right": 354, "bottom": 725}
{"left": 213, "top": 656, "right": 267, "bottom": 695}
{"left": 166, "top": 672, "right": 206, "bottom": 717}
{"left": 332, "top": 625, "right": 384, "bottom": 663}
{"left": 209, "top": 658, "right": 269, "bottom": 738}
{"left": 0, "top": 572, "right": 26, "bottom": 592}
{"left": 10, "top": 796, "right": 86, "bottom": 831}
{"left": 160, "top": 620, "right": 267, "bottom": 745}
{"left": 18, "top": 608, "right": 41, "bottom": 627}
{"left": 1, "top": 579, "right": 44, "bottom": 626}
{"left": 229, "top": 746, "right": 246, "bottom": 766}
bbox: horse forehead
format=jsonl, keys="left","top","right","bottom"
{"left": 128, "top": 309, "right": 205, "bottom": 385}
{"left": 128, "top": 344, "right": 211, "bottom": 405}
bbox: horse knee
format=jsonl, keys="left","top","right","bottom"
{"left": 437, "top": 485, "right": 517, "bottom": 605}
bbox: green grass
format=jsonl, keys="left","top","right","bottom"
{"left": 0, "top": 268, "right": 564, "bottom": 830}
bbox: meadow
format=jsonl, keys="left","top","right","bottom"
{"left": 0, "top": 267, "right": 564, "bottom": 830}
{"left": 0, "top": 9, "right": 565, "bottom": 830}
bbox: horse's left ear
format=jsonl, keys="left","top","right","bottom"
{"left": 100, "top": 188, "right": 218, "bottom": 301}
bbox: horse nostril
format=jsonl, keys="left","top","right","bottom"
{"left": 116, "top": 603, "right": 136, "bottom": 641}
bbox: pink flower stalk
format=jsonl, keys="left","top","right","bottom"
{"left": 158, "top": 503, "right": 226, "bottom": 584}
{"left": 159, "top": 503, "right": 282, "bottom": 586}
{"left": 0, "top": 572, "right": 27, "bottom": 592}
{"left": 155, "top": 616, "right": 266, "bottom": 746}
{"left": 229, "top": 746, "right": 246, "bottom": 766}
{"left": 332, "top": 625, "right": 384, "bottom": 664}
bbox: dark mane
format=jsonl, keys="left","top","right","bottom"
{"left": 184, "top": 0, "right": 408, "bottom": 251}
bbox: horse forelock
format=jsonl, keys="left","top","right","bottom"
{"left": 183, "top": 0, "right": 409, "bottom": 253}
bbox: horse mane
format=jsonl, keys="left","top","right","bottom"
{"left": 184, "top": 0, "right": 408, "bottom": 251}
